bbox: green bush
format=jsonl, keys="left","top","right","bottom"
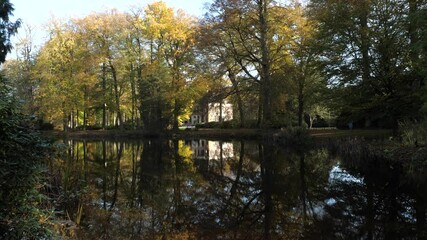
{"left": 197, "top": 121, "right": 222, "bottom": 129}
{"left": 221, "top": 119, "right": 239, "bottom": 129}
{"left": 38, "top": 120, "right": 55, "bottom": 130}
{"left": 196, "top": 120, "right": 241, "bottom": 129}
{"left": 243, "top": 119, "right": 259, "bottom": 128}
{"left": 275, "top": 126, "right": 312, "bottom": 147}
{"left": 399, "top": 120, "right": 427, "bottom": 146}
{"left": 0, "top": 77, "right": 55, "bottom": 239}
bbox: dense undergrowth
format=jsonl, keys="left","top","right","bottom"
{"left": 0, "top": 77, "right": 57, "bottom": 238}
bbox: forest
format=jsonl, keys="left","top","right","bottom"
{"left": 3, "top": 0, "right": 426, "bottom": 131}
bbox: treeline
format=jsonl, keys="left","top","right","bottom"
{"left": 3, "top": 0, "right": 427, "bottom": 131}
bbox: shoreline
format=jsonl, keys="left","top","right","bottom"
{"left": 41, "top": 128, "right": 393, "bottom": 140}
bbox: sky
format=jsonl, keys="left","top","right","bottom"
{"left": 8, "top": 0, "right": 211, "bottom": 59}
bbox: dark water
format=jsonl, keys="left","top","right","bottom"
{"left": 53, "top": 139, "right": 427, "bottom": 239}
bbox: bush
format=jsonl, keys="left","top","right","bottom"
{"left": 221, "top": 119, "right": 239, "bottom": 129}
{"left": 243, "top": 119, "right": 259, "bottom": 128}
{"left": 196, "top": 121, "right": 222, "bottom": 129}
{"left": 399, "top": 120, "right": 427, "bottom": 146}
{"left": 275, "top": 126, "right": 312, "bottom": 147}
{"left": 0, "top": 77, "right": 55, "bottom": 239}
{"left": 39, "top": 121, "right": 55, "bottom": 130}
{"left": 74, "top": 124, "right": 103, "bottom": 130}
{"left": 196, "top": 120, "right": 241, "bottom": 129}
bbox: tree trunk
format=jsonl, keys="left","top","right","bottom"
{"left": 408, "top": 0, "right": 419, "bottom": 63}
{"left": 76, "top": 109, "right": 79, "bottom": 128}
{"left": 298, "top": 91, "right": 304, "bottom": 127}
{"left": 135, "top": 67, "right": 142, "bottom": 129}
{"left": 83, "top": 110, "right": 87, "bottom": 131}
{"left": 408, "top": 0, "right": 422, "bottom": 90}
{"left": 258, "top": 0, "right": 272, "bottom": 126}
{"left": 228, "top": 69, "right": 245, "bottom": 127}
{"left": 70, "top": 109, "right": 75, "bottom": 130}
{"left": 130, "top": 63, "right": 137, "bottom": 129}
{"left": 173, "top": 100, "right": 180, "bottom": 130}
{"left": 109, "top": 60, "right": 124, "bottom": 130}
{"left": 102, "top": 63, "right": 107, "bottom": 130}
{"left": 172, "top": 67, "right": 181, "bottom": 131}
{"left": 257, "top": 92, "right": 263, "bottom": 127}
{"left": 360, "top": 2, "right": 370, "bottom": 84}
{"left": 62, "top": 102, "right": 68, "bottom": 132}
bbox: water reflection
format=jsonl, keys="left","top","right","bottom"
{"left": 54, "top": 139, "right": 427, "bottom": 239}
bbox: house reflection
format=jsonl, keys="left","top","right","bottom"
{"left": 185, "top": 140, "right": 235, "bottom": 170}
{"left": 185, "top": 140, "right": 234, "bottom": 160}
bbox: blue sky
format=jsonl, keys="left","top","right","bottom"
{"left": 11, "top": 0, "right": 210, "bottom": 25}
{"left": 8, "top": 0, "right": 211, "bottom": 58}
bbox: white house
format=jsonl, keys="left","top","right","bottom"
{"left": 207, "top": 101, "right": 233, "bottom": 122}
{"left": 186, "top": 100, "right": 233, "bottom": 125}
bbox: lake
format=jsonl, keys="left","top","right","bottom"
{"left": 51, "top": 138, "right": 426, "bottom": 239}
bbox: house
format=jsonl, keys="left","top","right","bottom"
{"left": 207, "top": 101, "right": 233, "bottom": 122}
{"left": 186, "top": 100, "right": 233, "bottom": 125}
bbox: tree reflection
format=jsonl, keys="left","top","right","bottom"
{"left": 55, "top": 139, "right": 426, "bottom": 239}
{"left": 306, "top": 153, "right": 427, "bottom": 239}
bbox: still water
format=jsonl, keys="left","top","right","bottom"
{"left": 53, "top": 139, "right": 426, "bottom": 239}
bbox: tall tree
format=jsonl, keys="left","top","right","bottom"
{"left": 137, "top": 2, "right": 197, "bottom": 130}
{"left": 410, "top": 1, "right": 427, "bottom": 115}
{"left": 0, "top": 0, "right": 20, "bottom": 62}
{"left": 35, "top": 19, "right": 83, "bottom": 130}
{"left": 309, "top": 0, "right": 424, "bottom": 128}
{"left": 285, "top": 3, "right": 328, "bottom": 127}
{"left": 2, "top": 24, "right": 37, "bottom": 115}
{"left": 204, "top": 0, "right": 300, "bottom": 127}
{"left": 198, "top": 10, "right": 249, "bottom": 127}
{"left": 0, "top": 1, "right": 56, "bottom": 238}
{"left": 77, "top": 10, "right": 131, "bottom": 130}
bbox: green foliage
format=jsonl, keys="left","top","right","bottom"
{"left": 309, "top": 0, "right": 425, "bottom": 128}
{"left": 275, "top": 127, "right": 313, "bottom": 147}
{"left": 399, "top": 120, "right": 427, "bottom": 146}
{"left": 0, "top": 76, "right": 54, "bottom": 239}
{"left": 197, "top": 120, "right": 239, "bottom": 129}
{"left": 0, "top": 0, "right": 21, "bottom": 63}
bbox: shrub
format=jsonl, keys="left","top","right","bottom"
{"left": 221, "top": 119, "right": 239, "bottom": 129}
{"left": 0, "top": 77, "right": 55, "bottom": 239}
{"left": 275, "top": 126, "right": 312, "bottom": 147}
{"left": 243, "top": 119, "right": 259, "bottom": 128}
{"left": 197, "top": 122, "right": 221, "bottom": 129}
{"left": 399, "top": 120, "right": 427, "bottom": 146}
{"left": 39, "top": 121, "right": 55, "bottom": 130}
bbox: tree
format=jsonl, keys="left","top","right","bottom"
{"left": 198, "top": 11, "right": 249, "bottom": 127}
{"left": 282, "top": 3, "right": 329, "bottom": 128}
{"left": 309, "top": 0, "right": 424, "bottom": 128}
{"left": 0, "top": 0, "right": 20, "bottom": 62}
{"left": 134, "top": 2, "right": 198, "bottom": 130}
{"left": 3, "top": 24, "right": 37, "bottom": 115}
{"left": 203, "top": 0, "right": 279, "bottom": 127}
{"left": 203, "top": 0, "right": 316, "bottom": 127}
{"left": 77, "top": 10, "right": 131, "bottom": 130}
{"left": 0, "top": 2, "right": 56, "bottom": 238}
{"left": 412, "top": 1, "right": 427, "bottom": 115}
{"left": 35, "top": 18, "right": 84, "bottom": 130}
